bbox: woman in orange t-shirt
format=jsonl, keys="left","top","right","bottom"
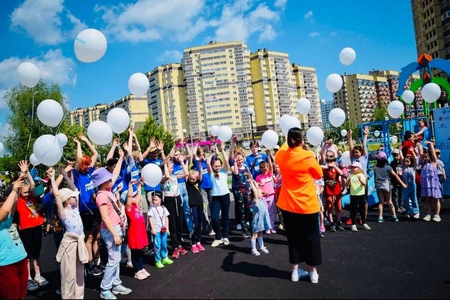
{"left": 275, "top": 128, "right": 323, "bottom": 284}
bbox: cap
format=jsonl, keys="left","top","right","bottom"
{"left": 274, "top": 145, "right": 280, "bottom": 150}
{"left": 376, "top": 151, "right": 387, "bottom": 160}
{"left": 436, "top": 148, "right": 441, "bottom": 153}
{"left": 149, "top": 147, "right": 159, "bottom": 153}
{"left": 392, "top": 149, "right": 400, "bottom": 154}
{"left": 59, "top": 188, "right": 80, "bottom": 203}
{"left": 351, "top": 161, "right": 363, "bottom": 169}
{"left": 91, "top": 167, "right": 113, "bottom": 188}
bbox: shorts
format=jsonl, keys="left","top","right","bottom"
{"left": 80, "top": 209, "right": 101, "bottom": 232}
{"left": 19, "top": 226, "right": 42, "bottom": 259}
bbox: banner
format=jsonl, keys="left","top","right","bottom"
{"left": 433, "top": 107, "right": 450, "bottom": 196}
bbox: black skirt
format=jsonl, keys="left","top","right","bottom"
{"left": 281, "top": 210, "right": 322, "bottom": 266}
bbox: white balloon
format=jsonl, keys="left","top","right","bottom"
{"left": 387, "top": 100, "right": 404, "bottom": 118}
{"left": 0, "top": 142, "right": 4, "bottom": 157}
{"left": 341, "top": 129, "right": 348, "bottom": 137}
{"left": 392, "top": 137, "right": 398, "bottom": 144}
{"left": 339, "top": 47, "right": 356, "bottom": 66}
{"left": 107, "top": 108, "right": 130, "bottom": 134}
{"left": 37, "top": 99, "right": 64, "bottom": 128}
{"left": 280, "top": 115, "right": 301, "bottom": 135}
{"left": 87, "top": 121, "right": 112, "bottom": 145}
{"left": 402, "top": 90, "right": 415, "bottom": 104}
{"left": 141, "top": 164, "right": 163, "bottom": 187}
{"left": 218, "top": 126, "right": 233, "bottom": 142}
{"left": 341, "top": 151, "right": 352, "bottom": 166}
{"left": 296, "top": 98, "right": 311, "bottom": 115}
{"left": 421, "top": 83, "right": 441, "bottom": 103}
{"left": 17, "top": 62, "right": 40, "bottom": 88}
{"left": 325, "top": 73, "right": 343, "bottom": 93}
{"left": 210, "top": 125, "right": 219, "bottom": 136}
{"left": 74, "top": 29, "right": 107, "bottom": 63}
{"left": 374, "top": 130, "right": 380, "bottom": 137}
{"left": 261, "top": 130, "right": 279, "bottom": 149}
{"left": 306, "top": 126, "right": 324, "bottom": 146}
{"left": 329, "top": 108, "right": 346, "bottom": 127}
{"left": 29, "top": 153, "right": 40, "bottom": 166}
{"left": 33, "top": 135, "right": 63, "bottom": 166}
{"left": 128, "top": 72, "right": 149, "bottom": 96}
{"left": 56, "top": 133, "right": 68, "bottom": 147}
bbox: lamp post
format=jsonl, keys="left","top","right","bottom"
{"left": 247, "top": 108, "right": 255, "bottom": 142}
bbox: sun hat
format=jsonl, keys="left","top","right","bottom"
{"left": 376, "top": 151, "right": 387, "bottom": 160}
{"left": 392, "top": 149, "right": 400, "bottom": 154}
{"left": 59, "top": 188, "right": 80, "bottom": 202}
{"left": 274, "top": 145, "right": 280, "bottom": 150}
{"left": 91, "top": 167, "right": 113, "bottom": 188}
{"left": 351, "top": 161, "right": 363, "bottom": 169}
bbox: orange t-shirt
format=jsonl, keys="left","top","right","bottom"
{"left": 275, "top": 144, "right": 323, "bottom": 214}
{"left": 15, "top": 196, "right": 45, "bottom": 230}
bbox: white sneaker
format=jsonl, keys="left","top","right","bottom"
{"left": 34, "top": 275, "right": 49, "bottom": 287}
{"left": 211, "top": 239, "right": 224, "bottom": 247}
{"left": 291, "top": 270, "right": 299, "bottom": 282}
{"left": 309, "top": 271, "right": 319, "bottom": 284}
{"left": 260, "top": 247, "right": 269, "bottom": 254}
{"left": 362, "top": 223, "right": 371, "bottom": 230}
{"left": 423, "top": 215, "right": 431, "bottom": 222}
{"left": 433, "top": 215, "right": 441, "bottom": 222}
{"left": 251, "top": 249, "right": 261, "bottom": 256}
{"left": 236, "top": 224, "right": 242, "bottom": 230}
{"left": 222, "top": 238, "right": 230, "bottom": 245}
{"left": 351, "top": 225, "right": 358, "bottom": 232}
{"left": 134, "top": 270, "right": 147, "bottom": 280}
{"left": 413, "top": 213, "right": 420, "bottom": 219}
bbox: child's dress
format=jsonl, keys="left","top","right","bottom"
{"left": 126, "top": 203, "right": 148, "bottom": 250}
{"left": 251, "top": 199, "right": 271, "bottom": 233}
{"left": 420, "top": 163, "right": 442, "bottom": 199}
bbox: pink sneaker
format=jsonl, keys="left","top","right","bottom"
{"left": 196, "top": 243, "right": 205, "bottom": 251}
{"left": 265, "top": 230, "right": 271, "bottom": 234}
{"left": 270, "top": 229, "right": 277, "bottom": 234}
{"left": 320, "top": 226, "right": 326, "bottom": 233}
{"left": 191, "top": 244, "right": 199, "bottom": 254}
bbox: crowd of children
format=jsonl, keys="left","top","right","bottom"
{"left": 0, "top": 124, "right": 447, "bottom": 299}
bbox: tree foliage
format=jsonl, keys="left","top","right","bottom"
{"left": 135, "top": 117, "right": 174, "bottom": 154}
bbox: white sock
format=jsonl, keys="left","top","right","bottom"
{"left": 258, "top": 236, "right": 264, "bottom": 248}
{"left": 251, "top": 238, "right": 257, "bottom": 251}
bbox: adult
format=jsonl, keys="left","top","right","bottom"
{"left": 415, "top": 119, "right": 430, "bottom": 149}
{"left": 0, "top": 176, "right": 28, "bottom": 299}
{"left": 275, "top": 127, "right": 323, "bottom": 284}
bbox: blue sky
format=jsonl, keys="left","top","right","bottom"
{"left": 0, "top": 0, "right": 417, "bottom": 140}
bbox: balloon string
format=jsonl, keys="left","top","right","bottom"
{"left": 26, "top": 87, "right": 35, "bottom": 159}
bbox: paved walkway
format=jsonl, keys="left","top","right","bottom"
{"left": 27, "top": 199, "right": 450, "bottom": 299}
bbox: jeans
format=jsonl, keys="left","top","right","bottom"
{"left": 153, "top": 231, "right": 168, "bottom": 262}
{"left": 211, "top": 193, "right": 231, "bottom": 240}
{"left": 200, "top": 188, "right": 212, "bottom": 229}
{"left": 392, "top": 185, "right": 403, "bottom": 210}
{"left": 179, "top": 182, "right": 193, "bottom": 233}
{"left": 403, "top": 183, "right": 419, "bottom": 215}
{"left": 191, "top": 205, "right": 203, "bottom": 244}
{"left": 100, "top": 225, "right": 123, "bottom": 291}
{"left": 232, "top": 187, "right": 251, "bottom": 229}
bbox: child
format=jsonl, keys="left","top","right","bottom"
{"left": 401, "top": 153, "right": 420, "bottom": 219}
{"left": 186, "top": 168, "right": 206, "bottom": 253}
{"left": 314, "top": 178, "right": 325, "bottom": 238}
{"left": 374, "top": 152, "right": 407, "bottom": 223}
{"left": 348, "top": 162, "right": 370, "bottom": 231}
{"left": 421, "top": 142, "right": 443, "bottom": 222}
{"left": 321, "top": 151, "right": 344, "bottom": 232}
{"left": 13, "top": 160, "right": 49, "bottom": 291}
{"left": 92, "top": 167, "right": 132, "bottom": 299}
{"left": 272, "top": 162, "right": 284, "bottom": 230}
{"left": 255, "top": 158, "right": 276, "bottom": 234}
{"left": 48, "top": 168, "right": 88, "bottom": 299}
{"left": 248, "top": 180, "right": 270, "bottom": 256}
{"left": 125, "top": 179, "right": 150, "bottom": 280}
{"left": 148, "top": 192, "right": 173, "bottom": 268}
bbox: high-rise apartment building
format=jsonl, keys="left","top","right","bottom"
{"left": 182, "top": 41, "right": 253, "bottom": 140}
{"left": 320, "top": 99, "right": 334, "bottom": 130}
{"left": 411, "top": 0, "right": 450, "bottom": 60}
{"left": 69, "top": 104, "right": 108, "bottom": 128}
{"left": 98, "top": 95, "right": 149, "bottom": 130}
{"left": 293, "top": 65, "right": 322, "bottom": 128}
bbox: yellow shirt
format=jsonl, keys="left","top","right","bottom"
{"left": 349, "top": 173, "right": 366, "bottom": 196}
{"left": 275, "top": 144, "right": 323, "bottom": 214}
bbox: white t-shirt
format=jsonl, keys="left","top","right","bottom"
{"left": 210, "top": 170, "right": 229, "bottom": 196}
{"left": 148, "top": 205, "right": 170, "bottom": 232}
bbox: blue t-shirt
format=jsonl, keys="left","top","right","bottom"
{"left": 173, "top": 160, "right": 186, "bottom": 184}
{"left": 140, "top": 158, "right": 163, "bottom": 192}
{"left": 42, "top": 191, "right": 55, "bottom": 219}
{"left": 245, "top": 153, "right": 268, "bottom": 179}
{"left": 72, "top": 167, "right": 96, "bottom": 213}
{"left": 193, "top": 159, "right": 212, "bottom": 189}
{"left": 0, "top": 215, "right": 27, "bottom": 267}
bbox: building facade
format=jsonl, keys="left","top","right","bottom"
{"left": 293, "top": 64, "right": 322, "bottom": 128}
{"left": 320, "top": 99, "right": 334, "bottom": 130}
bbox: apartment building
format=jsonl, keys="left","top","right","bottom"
{"left": 98, "top": 95, "right": 149, "bottom": 130}
{"left": 69, "top": 103, "right": 108, "bottom": 128}
{"left": 320, "top": 99, "right": 334, "bottom": 130}
{"left": 293, "top": 64, "right": 322, "bottom": 128}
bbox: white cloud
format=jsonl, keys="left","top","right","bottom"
{"left": 0, "top": 121, "right": 13, "bottom": 140}
{"left": 158, "top": 50, "right": 183, "bottom": 63}
{"left": 274, "top": 0, "right": 287, "bottom": 9}
{"left": 259, "top": 24, "right": 277, "bottom": 42}
{"left": 304, "top": 10, "right": 313, "bottom": 21}
{"left": 10, "top": 0, "right": 86, "bottom": 45}
{"left": 309, "top": 32, "right": 320, "bottom": 37}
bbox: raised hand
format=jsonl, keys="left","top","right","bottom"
{"left": 157, "top": 140, "right": 164, "bottom": 151}
{"left": 363, "top": 126, "right": 369, "bottom": 136}
{"left": 78, "top": 132, "right": 88, "bottom": 142}
{"left": 112, "top": 138, "right": 120, "bottom": 147}
{"left": 18, "top": 160, "right": 29, "bottom": 173}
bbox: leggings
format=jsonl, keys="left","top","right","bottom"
{"left": 350, "top": 195, "right": 366, "bottom": 225}
{"left": 130, "top": 249, "right": 144, "bottom": 273}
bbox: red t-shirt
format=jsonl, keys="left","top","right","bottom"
{"left": 402, "top": 140, "right": 416, "bottom": 157}
{"left": 15, "top": 196, "right": 45, "bottom": 230}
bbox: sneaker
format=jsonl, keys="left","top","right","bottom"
{"left": 265, "top": 230, "right": 271, "bottom": 234}
{"left": 329, "top": 224, "right": 336, "bottom": 232}
{"left": 126, "top": 262, "right": 133, "bottom": 268}
{"left": 211, "top": 239, "right": 224, "bottom": 247}
{"left": 320, "top": 232, "right": 325, "bottom": 238}
{"left": 111, "top": 284, "right": 132, "bottom": 295}
{"left": 209, "top": 230, "right": 216, "bottom": 236}
{"left": 320, "top": 225, "right": 326, "bottom": 233}
{"left": 337, "top": 224, "right": 345, "bottom": 231}
{"left": 56, "top": 289, "right": 61, "bottom": 295}
{"left": 191, "top": 244, "right": 199, "bottom": 254}
{"left": 99, "top": 290, "right": 117, "bottom": 299}
{"left": 242, "top": 231, "right": 251, "bottom": 238}
{"left": 278, "top": 224, "right": 284, "bottom": 230}
{"left": 413, "top": 213, "right": 420, "bottom": 219}
{"left": 155, "top": 261, "right": 164, "bottom": 269}
{"left": 291, "top": 270, "right": 299, "bottom": 282}
{"left": 27, "top": 279, "right": 39, "bottom": 292}
{"left": 236, "top": 224, "right": 242, "bottom": 230}
{"left": 172, "top": 249, "right": 180, "bottom": 259}
{"left": 34, "top": 275, "right": 49, "bottom": 287}
{"left": 178, "top": 246, "right": 188, "bottom": 255}
{"left": 362, "top": 223, "right": 371, "bottom": 230}
{"left": 433, "top": 215, "right": 441, "bottom": 222}
{"left": 423, "top": 215, "right": 431, "bottom": 222}
{"left": 141, "top": 269, "right": 150, "bottom": 277}
{"left": 391, "top": 216, "right": 399, "bottom": 222}
{"left": 345, "top": 219, "right": 352, "bottom": 225}
{"left": 196, "top": 243, "right": 205, "bottom": 251}
{"left": 351, "top": 225, "right": 358, "bottom": 232}
{"left": 298, "top": 268, "right": 309, "bottom": 279}
{"left": 223, "top": 238, "right": 230, "bottom": 245}
{"left": 251, "top": 249, "right": 261, "bottom": 256}
{"left": 161, "top": 257, "right": 174, "bottom": 265}
{"left": 377, "top": 217, "right": 384, "bottom": 223}
{"left": 134, "top": 270, "right": 147, "bottom": 280}
{"left": 260, "top": 247, "right": 269, "bottom": 254}
{"left": 88, "top": 264, "right": 104, "bottom": 276}
{"left": 270, "top": 229, "right": 277, "bottom": 234}
{"left": 309, "top": 271, "right": 319, "bottom": 284}
{"left": 120, "top": 256, "right": 128, "bottom": 264}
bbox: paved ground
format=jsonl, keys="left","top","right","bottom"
{"left": 26, "top": 199, "right": 450, "bottom": 299}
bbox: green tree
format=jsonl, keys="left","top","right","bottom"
{"left": 135, "top": 117, "right": 174, "bottom": 155}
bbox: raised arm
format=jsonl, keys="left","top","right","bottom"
{"left": 229, "top": 136, "right": 237, "bottom": 159}
{"left": 426, "top": 141, "right": 438, "bottom": 164}
{"left": 79, "top": 133, "right": 98, "bottom": 167}
{"left": 265, "top": 149, "right": 273, "bottom": 172}
{"left": 157, "top": 140, "right": 166, "bottom": 162}
{"left": 112, "top": 149, "right": 125, "bottom": 185}
{"left": 168, "top": 138, "right": 182, "bottom": 158}
{"left": 107, "top": 138, "right": 120, "bottom": 161}
{"left": 74, "top": 136, "right": 83, "bottom": 172}
{"left": 18, "top": 160, "right": 35, "bottom": 192}
{"left": 362, "top": 126, "right": 369, "bottom": 157}
{"left": 58, "top": 164, "right": 77, "bottom": 192}
{"left": 142, "top": 138, "right": 157, "bottom": 159}
{"left": 132, "top": 131, "right": 143, "bottom": 162}
{"left": 48, "top": 167, "right": 66, "bottom": 219}
{"left": 162, "top": 158, "right": 172, "bottom": 183}
{"left": 206, "top": 152, "right": 213, "bottom": 174}
{"left": 183, "top": 136, "right": 193, "bottom": 167}
{"left": 219, "top": 142, "right": 229, "bottom": 172}
{"left": 179, "top": 157, "right": 189, "bottom": 180}
{"left": 0, "top": 175, "right": 25, "bottom": 221}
